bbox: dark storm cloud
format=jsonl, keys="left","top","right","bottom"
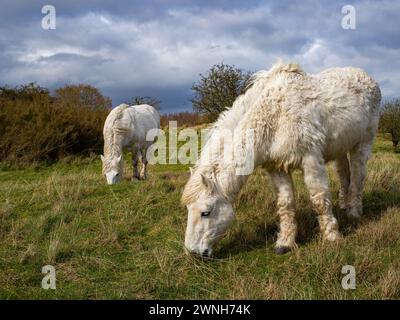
{"left": 0, "top": 0, "right": 399, "bottom": 112}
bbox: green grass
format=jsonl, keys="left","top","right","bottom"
{"left": 1, "top": 135, "right": 400, "bottom": 299}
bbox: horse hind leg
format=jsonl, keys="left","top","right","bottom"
{"left": 334, "top": 155, "right": 350, "bottom": 210}
{"left": 269, "top": 171, "right": 298, "bottom": 254}
{"left": 302, "top": 153, "right": 341, "bottom": 241}
{"left": 347, "top": 142, "right": 372, "bottom": 219}
{"left": 392, "top": 140, "right": 399, "bottom": 153}
{"left": 140, "top": 148, "right": 148, "bottom": 180}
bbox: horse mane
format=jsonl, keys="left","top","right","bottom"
{"left": 181, "top": 60, "right": 304, "bottom": 205}
{"left": 248, "top": 60, "right": 304, "bottom": 87}
{"left": 102, "top": 103, "right": 130, "bottom": 173}
{"left": 207, "top": 60, "right": 304, "bottom": 140}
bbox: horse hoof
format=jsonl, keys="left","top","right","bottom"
{"left": 347, "top": 208, "right": 361, "bottom": 220}
{"left": 325, "top": 231, "right": 342, "bottom": 242}
{"left": 275, "top": 246, "right": 291, "bottom": 255}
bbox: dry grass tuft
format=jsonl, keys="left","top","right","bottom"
{"left": 378, "top": 265, "right": 400, "bottom": 299}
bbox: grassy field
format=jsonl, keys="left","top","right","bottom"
{"left": 0, "top": 135, "right": 399, "bottom": 299}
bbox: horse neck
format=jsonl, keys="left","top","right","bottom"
{"left": 215, "top": 166, "right": 249, "bottom": 203}
{"left": 104, "top": 129, "right": 123, "bottom": 158}
{"left": 201, "top": 124, "right": 259, "bottom": 202}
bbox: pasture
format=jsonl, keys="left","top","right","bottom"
{"left": 0, "top": 134, "right": 399, "bottom": 299}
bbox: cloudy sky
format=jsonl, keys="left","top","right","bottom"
{"left": 1, "top": 0, "right": 399, "bottom": 112}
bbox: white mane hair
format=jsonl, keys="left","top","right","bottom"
{"left": 102, "top": 103, "right": 129, "bottom": 174}
{"left": 209, "top": 60, "right": 304, "bottom": 137}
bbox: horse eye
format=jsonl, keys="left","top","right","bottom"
{"left": 115, "top": 173, "right": 119, "bottom": 176}
{"left": 201, "top": 211, "right": 211, "bottom": 217}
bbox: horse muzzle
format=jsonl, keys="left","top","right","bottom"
{"left": 184, "top": 246, "right": 212, "bottom": 258}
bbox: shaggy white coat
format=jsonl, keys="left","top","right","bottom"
{"left": 183, "top": 61, "right": 381, "bottom": 256}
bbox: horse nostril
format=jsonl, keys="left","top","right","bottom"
{"left": 202, "top": 249, "right": 209, "bottom": 257}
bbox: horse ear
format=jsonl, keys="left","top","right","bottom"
{"left": 117, "top": 155, "right": 122, "bottom": 162}
{"left": 200, "top": 174, "right": 214, "bottom": 192}
{"left": 100, "top": 155, "right": 105, "bottom": 162}
{"left": 189, "top": 167, "right": 194, "bottom": 176}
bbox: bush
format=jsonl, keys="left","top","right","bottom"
{"left": 54, "top": 84, "right": 112, "bottom": 111}
{"left": 191, "top": 63, "right": 251, "bottom": 121}
{"left": 379, "top": 98, "right": 400, "bottom": 152}
{"left": 0, "top": 83, "right": 110, "bottom": 165}
{"left": 130, "top": 96, "right": 161, "bottom": 110}
{"left": 160, "top": 112, "right": 207, "bottom": 128}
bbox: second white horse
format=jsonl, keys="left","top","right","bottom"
{"left": 101, "top": 104, "right": 160, "bottom": 184}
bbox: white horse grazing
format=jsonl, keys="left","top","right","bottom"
{"left": 182, "top": 61, "right": 381, "bottom": 257}
{"left": 101, "top": 104, "right": 160, "bottom": 184}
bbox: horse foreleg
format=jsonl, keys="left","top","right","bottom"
{"left": 131, "top": 149, "right": 141, "bottom": 180}
{"left": 269, "top": 170, "right": 297, "bottom": 254}
{"left": 303, "top": 153, "right": 341, "bottom": 241}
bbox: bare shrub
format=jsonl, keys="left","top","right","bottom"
{"left": 379, "top": 98, "right": 400, "bottom": 152}
{"left": 191, "top": 63, "right": 251, "bottom": 121}
{"left": 0, "top": 83, "right": 109, "bottom": 165}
